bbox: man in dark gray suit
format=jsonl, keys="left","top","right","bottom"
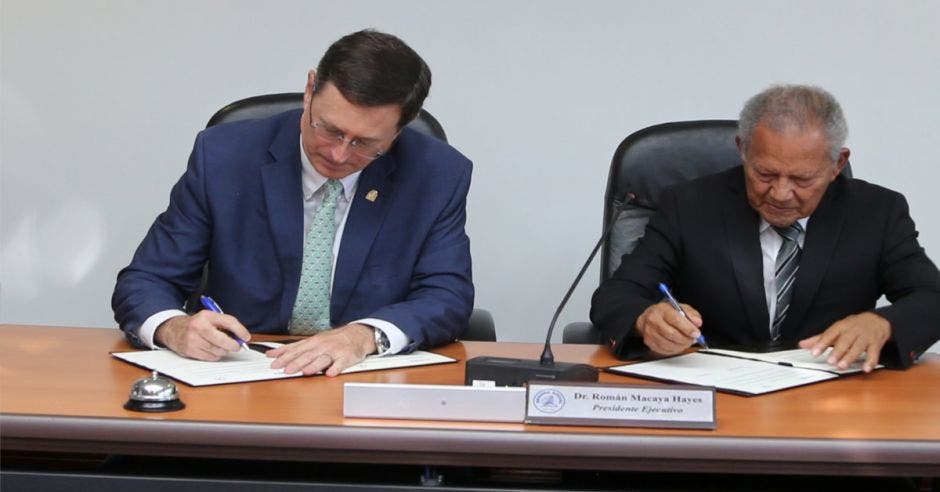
{"left": 591, "top": 85, "right": 940, "bottom": 371}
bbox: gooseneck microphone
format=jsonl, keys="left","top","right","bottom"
{"left": 464, "top": 200, "right": 635, "bottom": 387}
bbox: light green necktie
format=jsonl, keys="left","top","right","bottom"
{"left": 290, "top": 179, "right": 344, "bottom": 334}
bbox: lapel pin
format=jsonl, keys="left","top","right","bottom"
{"left": 365, "top": 189, "right": 379, "bottom": 202}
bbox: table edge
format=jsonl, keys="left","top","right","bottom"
{"left": 3, "top": 413, "right": 937, "bottom": 474}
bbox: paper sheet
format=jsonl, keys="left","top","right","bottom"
{"left": 609, "top": 352, "right": 838, "bottom": 395}
{"left": 927, "top": 340, "right": 940, "bottom": 355}
{"left": 701, "top": 347, "right": 875, "bottom": 374}
{"left": 113, "top": 344, "right": 456, "bottom": 386}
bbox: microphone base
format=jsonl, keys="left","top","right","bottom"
{"left": 464, "top": 356, "right": 599, "bottom": 387}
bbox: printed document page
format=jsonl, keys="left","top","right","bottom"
{"left": 113, "top": 344, "right": 455, "bottom": 386}
{"left": 928, "top": 340, "right": 940, "bottom": 356}
{"left": 609, "top": 352, "right": 838, "bottom": 395}
{"left": 701, "top": 347, "right": 876, "bottom": 374}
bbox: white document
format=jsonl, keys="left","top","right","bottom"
{"left": 609, "top": 352, "right": 839, "bottom": 396}
{"left": 112, "top": 344, "right": 456, "bottom": 387}
{"left": 927, "top": 340, "right": 940, "bottom": 355}
{"left": 700, "top": 347, "right": 879, "bottom": 374}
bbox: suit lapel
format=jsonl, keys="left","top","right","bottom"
{"left": 259, "top": 114, "right": 304, "bottom": 323}
{"left": 783, "top": 177, "right": 846, "bottom": 338}
{"left": 330, "top": 153, "right": 398, "bottom": 321}
{"left": 722, "top": 169, "right": 769, "bottom": 340}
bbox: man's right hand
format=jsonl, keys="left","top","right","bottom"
{"left": 634, "top": 301, "right": 704, "bottom": 355}
{"left": 154, "top": 311, "right": 251, "bottom": 361}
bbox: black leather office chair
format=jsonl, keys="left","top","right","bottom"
{"left": 206, "top": 93, "right": 448, "bottom": 140}
{"left": 562, "top": 120, "right": 852, "bottom": 344}
{"left": 188, "top": 93, "right": 495, "bottom": 341}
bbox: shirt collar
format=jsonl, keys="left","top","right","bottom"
{"left": 299, "top": 137, "right": 361, "bottom": 202}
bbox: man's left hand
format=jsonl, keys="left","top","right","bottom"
{"left": 267, "top": 323, "right": 377, "bottom": 377}
{"left": 798, "top": 312, "right": 891, "bottom": 373}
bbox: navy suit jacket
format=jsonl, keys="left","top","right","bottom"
{"left": 113, "top": 109, "right": 474, "bottom": 351}
{"left": 591, "top": 166, "right": 940, "bottom": 369}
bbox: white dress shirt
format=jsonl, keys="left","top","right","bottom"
{"left": 759, "top": 217, "right": 809, "bottom": 334}
{"left": 135, "top": 138, "right": 408, "bottom": 354}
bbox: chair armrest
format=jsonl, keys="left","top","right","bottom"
{"left": 460, "top": 308, "right": 496, "bottom": 341}
{"left": 562, "top": 321, "right": 602, "bottom": 344}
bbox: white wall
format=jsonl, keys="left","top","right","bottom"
{"left": 3, "top": 0, "right": 939, "bottom": 344}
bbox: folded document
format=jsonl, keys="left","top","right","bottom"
{"left": 608, "top": 347, "right": 880, "bottom": 396}
{"left": 112, "top": 343, "right": 456, "bottom": 387}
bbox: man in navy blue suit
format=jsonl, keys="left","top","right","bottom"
{"left": 113, "top": 30, "right": 474, "bottom": 376}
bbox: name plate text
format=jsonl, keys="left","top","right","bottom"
{"left": 526, "top": 382, "right": 716, "bottom": 429}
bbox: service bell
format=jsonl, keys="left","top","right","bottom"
{"left": 124, "top": 371, "right": 185, "bottom": 412}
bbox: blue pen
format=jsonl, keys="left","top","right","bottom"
{"left": 657, "top": 283, "right": 709, "bottom": 349}
{"left": 200, "top": 295, "right": 249, "bottom": 352}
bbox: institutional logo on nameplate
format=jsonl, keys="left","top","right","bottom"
{"left": 526, "top": 382, "right": 716, "bottom": 429}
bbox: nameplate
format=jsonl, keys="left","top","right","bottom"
{"left": 525, "top": 382, "right": 716, "bottom": 429}
{"left": 344, "top": 383, "right": 526, "bottom": 423}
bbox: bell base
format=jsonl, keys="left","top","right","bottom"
{"left": 124, "top": 398, "right": 185, "bottom": 413}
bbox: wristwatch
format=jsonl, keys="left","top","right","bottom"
{"left": 373, "top": 328, "right": 390, "bottom": 354}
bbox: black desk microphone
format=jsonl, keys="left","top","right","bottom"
{"left": 464, "top": 201, "right": 636, "bottom": 387}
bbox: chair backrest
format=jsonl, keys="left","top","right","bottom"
{"left": 206, "top": 92, "right": 448, "bottom": 142}
{"left": 600, "top": 120, "right": 852, "bottom": 281}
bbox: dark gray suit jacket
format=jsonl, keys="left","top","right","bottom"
{"left": 591, "top": 166, "right": 940, "bottom": 369}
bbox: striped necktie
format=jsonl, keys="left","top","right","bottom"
{"left": 289, "top": 179, "right": 344, "bottom": 334}
{"left": 771, "top": 222, "right": 803, "bottom": 341}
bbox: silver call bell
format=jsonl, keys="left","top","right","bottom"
{"left": 124, "top": 371, "right": 185, "bottom": 412}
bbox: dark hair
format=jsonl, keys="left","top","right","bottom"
{"left": 314, "top": 30, "right": 431, "bottom": 129}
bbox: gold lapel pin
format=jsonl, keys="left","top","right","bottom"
{"left": 365, "top": 189, "right": 379, "bottom": 202}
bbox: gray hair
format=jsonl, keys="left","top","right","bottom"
{"left": 737, "top": 84, "right": 848, "bottom": 162}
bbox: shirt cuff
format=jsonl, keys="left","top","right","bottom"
{"left": 138, "top": 309, "right": 187, "bottom": 349}
{"left": 353, "top": 318, "right": 409, "bottom": 355}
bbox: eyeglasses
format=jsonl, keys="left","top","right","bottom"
{"left": 308, "top": 114, "right": 390, "bottom": 160}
